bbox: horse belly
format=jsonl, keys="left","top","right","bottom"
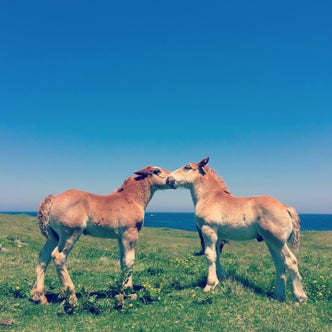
{"left": 218, "top": 221, "right": 258, "bottom": 241}
{"left": 83, "top": 222, "right": 118, "bottom": 238}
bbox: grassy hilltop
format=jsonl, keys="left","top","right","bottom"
{"left": 0, "top": 214, "right": 331, "bottom": 331}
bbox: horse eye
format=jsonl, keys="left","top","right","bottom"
{"left": 184, "top": 165, "right": 192, "bottom": 171}
{"left": 152, "top": 169, "right": 161, "bottom": 175}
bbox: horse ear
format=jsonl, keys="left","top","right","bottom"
{"left": 198, "top": 157, "right": 209, "bottom": 168}
{"left": 134, "top": 169, "right": 147, "bottom": 176}
{"left": 134, "top": 166, "right": 152, "bottom": 177}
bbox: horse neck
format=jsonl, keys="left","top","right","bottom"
{"left": 189, "top": 181, "right": 208, "bottom": 207}
{"left": 189, "top": 171, "right": 227, "bottom": 207}
{"left": 118, "top": 176, "right": 154, "bottom": 209}
{"left": 189, "top": 187, "right": 200, "bottom": 206}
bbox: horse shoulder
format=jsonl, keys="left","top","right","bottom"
{"left": 89, "top": 192, "right": 144, "bottom": 227}
{"left": 119, "top": 201, "right": 145, "bottom": 226}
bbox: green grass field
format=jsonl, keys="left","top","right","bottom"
{"left": 0, "top": 214, "right": 331, "bottom": 331}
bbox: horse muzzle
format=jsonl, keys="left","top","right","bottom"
{"left": 166, "top": 176, "right": 176, "bottom": 189}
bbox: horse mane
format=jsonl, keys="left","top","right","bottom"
{"left": 116, "top": 176, "right": 137, "bottom": 193}
{"left": 205, "top": 166, "right": 231, "bottom": 194}
{"left": 115, "top": 175, "right": 148, "bottom": 194}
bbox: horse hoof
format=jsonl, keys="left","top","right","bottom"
{"left": 203, "top": 286, "right": 212, "bottom": 292}
{"left": 296, "top": 294, "right": 308, "bottom": 304}
{"left": 122, "top": 282, "right": 133, "bottom": 289}
{"left": 31, "top": 296, "right": 49, "bottom": 305}
{"left": 203, "top": 281, "right": 218, "bottom": 292}
{"left": 31, "top": 291, "right": 49, "bottom": 305}
{"left": 40, "top": 297, "right": 49, "bottom": 305}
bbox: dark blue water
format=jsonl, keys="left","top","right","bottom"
{"left": 1, "top": 212, "right": 332, "bottom": 231}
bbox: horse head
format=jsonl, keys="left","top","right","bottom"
{"left": 166, "top": 157, "right": 209, "bottom": 189}
{"left": 135, "top": 166, "right": 171, "bottom": 189}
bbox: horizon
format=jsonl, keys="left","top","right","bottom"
{"left": 1, "top": 1, "right": 331, "bottom": 213}
{"left": 1, "top": 209, "right": 332, "bottom": 216}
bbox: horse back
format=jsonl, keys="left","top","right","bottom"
{"left": 196, "top": 193, "right": 295, "bottom": 241}
{"left": 49, "top": 189, "right": 144, "bottom": 231}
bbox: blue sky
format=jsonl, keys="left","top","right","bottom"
{"left": 1, "top": 1, "right": 331, "bottom": 213}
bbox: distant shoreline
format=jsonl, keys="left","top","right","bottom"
{"left": 2, "top": 211, "right": 332, "bottom": 215}
{"left": 1, "top": 212, "right": 332, "bottom": 232}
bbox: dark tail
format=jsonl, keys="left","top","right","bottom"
{"left": 37, "top": 195, "right": 54, "bottom": 239}
{"left": 287, "top": 206, "right": 300, "bottom": 250}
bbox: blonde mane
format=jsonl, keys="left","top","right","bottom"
{"left": 116, "top": 176, "right": 136, "bottom": 193}
{"left": 113, "top": 175, "right": 151, "bottom": 206}
{"left": 205, "top": 166, "right": 231, "bottom": 194}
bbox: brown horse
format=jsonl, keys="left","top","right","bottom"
{"left": 196, "top": 226, "right": 227, "bottom": 255}
{"left": 31, "top": 166, "right": 170, "bottom": 305}
{"left": 166, "top": 158, "right": 307, "bottom": 303}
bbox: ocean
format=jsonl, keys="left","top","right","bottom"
{"left": 2, "top": 212, "right": 332, "bottom": 231}
{"left": 145, "top": 213, "right": 332, "bottom": 231}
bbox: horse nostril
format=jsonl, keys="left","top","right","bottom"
{"left": 166, "top": 176, "right": 175, "bottom": 187}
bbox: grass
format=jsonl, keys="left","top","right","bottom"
{"left": 0, "top": 214, "right": 331, "bottom": 331}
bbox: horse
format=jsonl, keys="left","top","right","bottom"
{"left": 31, "top": 165, "right": 170, "bottom": 305}
{"left": 166, "top": 158, "right": 307, "bottom": 304}
{"left": 196, "top": 226, "right": 227, "bottom": 255}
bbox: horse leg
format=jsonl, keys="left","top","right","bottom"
{"left": 281, "top": 244, "right": 307, "bottom": 303}
{"left": 216, "top": 238, "right": 226, "bottom": 281}
{"left": 196, "top": 226, "right": 205, "bottom": 255}
{"left": 202, "top": 225, "right": 219, "bottom": 292}
{"left": 196, "top": 226, "right": 226, "bottom": 256}
{"left": 31, "top": 236, "right": 58, "bottom": 304}
{"left": 266, "top": 241, "right": 307, "bottom": 303}
{"left": 266, "top": 242, "right": 287, "bottom": 301}
{"left": 51, "top": 229, "right": 82, "bottom": 303}
{"left": 219, "top": 240, "right": 226, "bottom": 253}
{"left": 118, "top": 227, "right": 138, "bottom": 289}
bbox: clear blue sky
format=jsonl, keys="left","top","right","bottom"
{"left": 1, "top": 1, "right": 331, "bottom": 213}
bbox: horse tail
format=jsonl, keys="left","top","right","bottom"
{"left": 37, "top": 195, "right": 54, "bottom": 239}
{"left": 287, "top": 206, "right": 301, "bottom": 250}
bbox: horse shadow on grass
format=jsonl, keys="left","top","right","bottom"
{"left": 189, "top": 268, "right": 272, "bottom": 299}
{"left": 33, "top": 293, "right": 62, "bottom": 304}
{"left": 190, "top": 249, "right": 273, "bottom": 298}
{"left": 36, "top": 291, "right": 109, "bottom": 304}
{"left": 37, "top": 268, "right": 271, "bottom": 304}
{"left": 224, "top": 269, "right": 273, "bottom": 298}
{"left": 39, "top": 284, "right": 145, "bottom": 304}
